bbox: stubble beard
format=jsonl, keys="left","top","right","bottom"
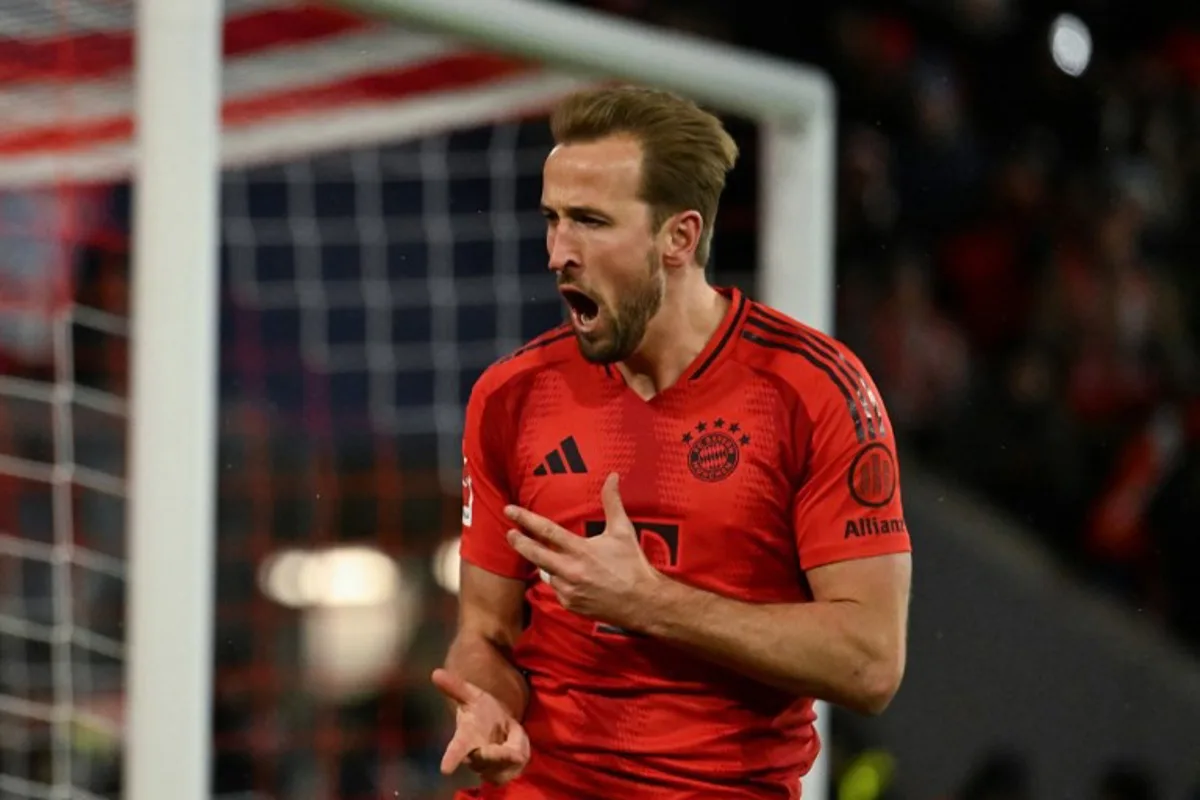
{"left": 575, "top": 250, "right": 664, "bottom": 365}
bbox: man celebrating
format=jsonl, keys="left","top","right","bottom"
{"left": 436, "top": 85, "right": 912, "bottom": 799}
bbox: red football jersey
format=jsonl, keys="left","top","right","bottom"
{"left": 457, "top": 287, "right": 910, "bottom": 799}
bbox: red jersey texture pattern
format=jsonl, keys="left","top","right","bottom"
{"left": 457, "top": 288, "right": 911, "bottom": 799}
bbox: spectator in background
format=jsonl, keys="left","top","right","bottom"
{"left": 858, "top": 246, "right": 970, "bottom": 453}
{"left": 894, "top": 57, "right": 983, "bottom": 241}
{"left": 936, "top": 132, "right": 1056, "bottom": 367}
{"left": 807, "top": 1, "right": 1200, "bottom": 650}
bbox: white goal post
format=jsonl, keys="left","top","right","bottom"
{"left": 122, "top": 0, "right": 835, "bottom": 799}
{"left": 124, "top": 1, "right": 222, "bottom": 800}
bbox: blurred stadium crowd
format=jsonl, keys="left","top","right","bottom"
{"left": 594, "top": 0, "right": 1200, "bottom": 651}
{"left": 2, "top": 0, "right": 1199, "bottom": 798}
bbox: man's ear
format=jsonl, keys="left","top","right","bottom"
{"left": 659, "top": 210, "right": 704, "bottom": 269}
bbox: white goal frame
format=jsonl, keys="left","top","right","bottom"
{"left": 124, "top": 0, "right": 836, "bottom": 798}
{"left": 124, "top": 0, "right": 222, "bottom": 799}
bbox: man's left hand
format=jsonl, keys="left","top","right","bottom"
{"left": 504, "top": 472, "right": 660, "bottom": 629}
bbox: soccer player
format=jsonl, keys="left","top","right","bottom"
{"left": 434, "top": 85, "right": 912, "bottom": 799}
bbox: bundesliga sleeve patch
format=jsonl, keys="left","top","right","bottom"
{"left": 461, "top": 456, "right": 474, "bottom": 527}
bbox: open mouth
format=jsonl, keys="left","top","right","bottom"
{"left": 559, "top": 286, "right": 600, "bottom": 331}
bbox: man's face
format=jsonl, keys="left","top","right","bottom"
{"left": 540, "top": 135, "right": 664, "bottom": 364}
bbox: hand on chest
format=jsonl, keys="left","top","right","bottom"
{"left": 513, "top": 394, "right": 792, "bottom": 579}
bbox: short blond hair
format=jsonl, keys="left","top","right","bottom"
{"left": 549, "top": 85, "right": 739, "bottom": 267}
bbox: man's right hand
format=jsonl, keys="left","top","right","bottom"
{"left": 432, "top": 667, "right": 531, "bottom": 785}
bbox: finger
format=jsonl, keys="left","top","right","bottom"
{"left": 504, "top": 505, "right": 577, "bottom": 551}
{"left": 468, "top": 742, "right": 524, "bottom": 766}
{"left": 481, "top": 721, "right": 530, "bottom": 783}
{"left": 507, "top": 529, "right": 573, "bottom": 576}
{"left": 503, "top": 717, "right": 530, "bottom": 753}
{"left": 468, "top": 741, "right": 527, "bottom": 785}
{"left": 431, "top": 668, "right": 482, "bottom": 707}
{"left": 473, "top": 751, "right": 526, "bottom": 785}
{"left": 440, "top": 730, "right": 480, "bottom": 775}
{"left": 600, "top": 472, "right": 631, "bottom": 530}
{"left": 543, "top": 573, "right": 572, "bottom": 605}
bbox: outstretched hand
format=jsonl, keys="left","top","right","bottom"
{"left": 505, "top": 473, "right": 661, "bottom": 629}
{"left": 432, "top": 668, "right": 529, "bottom": 785}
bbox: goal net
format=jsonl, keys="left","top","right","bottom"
{"left": 0, "top": 1, "right": 833, "bottom": 798}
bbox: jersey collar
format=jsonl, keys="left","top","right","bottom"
{"left": 600, "top": 286, "right": 749, "bottom": 385}
{"left": 685, "top": 286, "right": 749, "bottom": 382}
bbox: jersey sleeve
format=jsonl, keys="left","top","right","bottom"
{"left": 458, "top": 371, "right": 536, "bottom": 581}
{"left": 792, "top": 361, "right": 912, "bottom": 572}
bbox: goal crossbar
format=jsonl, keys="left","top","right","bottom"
{"left": 333, "top": 0, "right": 835, "bottom": 124}
{"left": 335, "top": 0, "right": 838, "bottom": 341}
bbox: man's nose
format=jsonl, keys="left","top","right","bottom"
{"left": 547, "top": 228, "right": 579, "bottom": 273}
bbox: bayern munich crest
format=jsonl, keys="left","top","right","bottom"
{"left": 681, "top": 418, "right": 750, "bottom": 482}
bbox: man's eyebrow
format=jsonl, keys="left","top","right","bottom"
{"left": 541, "top": 205, "right": 611, "bottom": 219}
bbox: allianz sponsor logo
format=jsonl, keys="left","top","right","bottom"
{"left": 844, "top": 516, "right": 907, "bottom": 539}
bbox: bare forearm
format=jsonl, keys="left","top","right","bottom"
{"left": 444, "top": 633, "right": 529, "bottom": 719}
{"left": 629, "top": 577, "right": 899, "bottom": 714}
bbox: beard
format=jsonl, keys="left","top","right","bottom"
{"left": 574, "top": 251, "right": 663, "bottom": 365}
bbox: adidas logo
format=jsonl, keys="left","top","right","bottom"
{"left": 533, "top": 436, "right": 588, "bottom": 476}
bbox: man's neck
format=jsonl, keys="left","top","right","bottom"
{"left": 617, "top": 278, "right": 729, "bottom": 400}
